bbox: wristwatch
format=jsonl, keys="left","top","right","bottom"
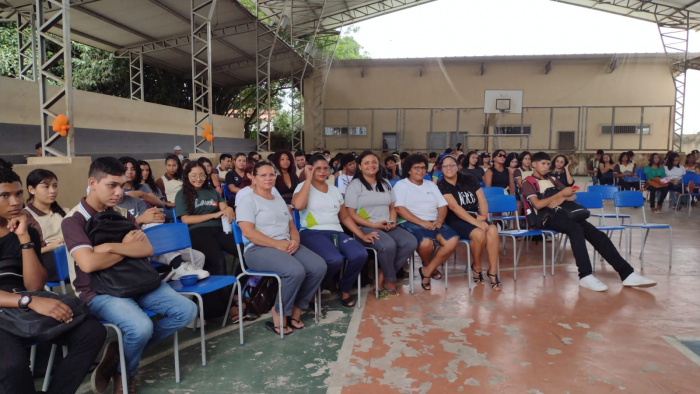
{"left": 20, "top": 242, "right": 35, "bottom": 250}
{"left": 18, "top": 294, "right": 32, "bottom": 311}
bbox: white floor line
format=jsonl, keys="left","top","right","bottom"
{"left": 662, "top": 335, "right": 700, "bottom": 367}
{"left": 326, "top": 286, "right": 370, "bottom": 394}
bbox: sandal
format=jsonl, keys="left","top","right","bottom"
{"left": 265, "top": 321, "right": 292, "bottom": 336}
{"left": 287, "top": 317, "right": 305, "bottom": 330}
{"left": 471, "top": 265, "right": 484, "bottom": 284}
{"left": 418, "top": 267, "right": 431, "bottom": 290}
{"left": 384, "top": 288, "right": 400, "bottom": 297}
{"left": 335, "top": 285, "right": 356, "bottom": 308}
{"left": 487, "top": 272, "right": 502, "bottom": 291}
{"left": 376, "top": 288, "right": 389, "bottom": 299}
{"left": 430, "top": 269, "right": 443, "bottom": 280}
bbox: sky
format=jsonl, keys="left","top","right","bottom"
{"left": 348, "top": 0, "right": 700, "bottom": 134}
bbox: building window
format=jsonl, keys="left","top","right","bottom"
{"left": 482, "top": 126, "right": 531, "bottom": 135}
{"left": 601, "top": 125, "right": 650, "bottom": 135}
{"left": 324, "top": 126, "right": 367, "bottom": 136}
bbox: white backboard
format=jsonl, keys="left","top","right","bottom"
{"left": 484, "top": 90, "right": 523, "bottom": 114}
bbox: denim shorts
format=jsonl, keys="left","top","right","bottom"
{"left": 398, "top": 221, "right": 459, "bottom": 244}
{"left": 446, "top": 219, "right": 492, "bottom": 239}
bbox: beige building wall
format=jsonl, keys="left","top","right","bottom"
{"left": 304, "top": 54, "right": 675, "bottom": 154}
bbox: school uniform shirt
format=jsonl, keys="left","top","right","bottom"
{"left": 117, "top": 195, "right": 148, "bottom": 219}
{"left": 336, "top": 173, "right": 353, "bottom": 195}
{"left": 393, "top": 179, "right": 448, "bottom": 222}
{"left": 236, "top": 193, "right": 291, "bottom": 250}
{"left": 512, "top": 168, "right": 533, "bottom": 184}
{"left": 212, "top": 164, "right": 229, "bottom": 181}
{"left": 344, "top": 178, "right": 394, "bottom": 223}
{"left": 0, "top": 227, "right": 42, "bottom": 292}
{"left": 521, "top": 175, "right": 566, "bottom": 213}
{"left": 548, "top": 170, "right": 574, "bottom": 187}
{"left": 437, "top": 176, "right": 481, "bottom": 223}
{"left": 62, "top": 199, "right": 137, "bottom": 303}
{"left": 174, "top": 188, "right": 225, "bottom": 231}
{"left": 614, "top": 163, "right": 635, "bottom": 174}
{"left": 124, "top": 183, "right": 154, "bottom": 195}
{"left": 24, "top": 202, "right": 65, "bottom": 246}
{"left": 293, "top": 182, "right": 344, "bottom": 232}
{"left": 158, "top": 175, "right": 183, "bottom": 203}
{"left": 225, "top": 170, "right": 245, "bottom": 204}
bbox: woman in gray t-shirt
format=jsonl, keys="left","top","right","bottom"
{"left": 344, "top": 152, "right": 418, "bottom": 298}
{"left": 236, "top": 162, "right": 326, "bottom": 336}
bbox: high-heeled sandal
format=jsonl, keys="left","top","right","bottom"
{"left": 487, "top": 272, "right": 502, "bottom": 291}
{"left": 418, "top": 267, "right": 431, "bottom": 290}
{"left": 471, "top": 265, "right": 484, "bottom": 284}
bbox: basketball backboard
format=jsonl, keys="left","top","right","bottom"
{"left": 484, "top": 90, "right": 523, "bottom": 114}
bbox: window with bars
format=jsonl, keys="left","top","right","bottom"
{"left": 601, "top": 125, "right": 650, "bottom": 135}
{"left": 482, "top": 126, "right": 531, "bottom": 135}
{"left": 324, "top": 126, "right": 367, "bottom": 136}
{"left": 558, "top": 131, "right": 576, "bottom": 151}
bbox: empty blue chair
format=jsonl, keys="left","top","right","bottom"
{"left": 573, "top": 192, "right": 628, "bottom": 270}
{"left": 613, "top": 191, "right": 672, "bottom": 270}
{"left": 45, "top": 245, "right": 70, "bottom": 294}
{"left": 144, "top": 223, "right": 238, "bottom": 366}
{"left": 587, "top": 185, "right": 631, "bottom": 244}
{"left": 674, "top": 172, "right": 700, "bottom": 217}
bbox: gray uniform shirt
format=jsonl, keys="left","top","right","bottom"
{"left": 344, "top": 178, "right": 395, "bottom": 223}
{"left": 236, "top": 193, "right": 291, "bottom": 247}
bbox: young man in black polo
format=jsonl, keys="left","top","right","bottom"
{"left": 0, "top": 168, "right": 106, "bottom": 394}
{"left": 521, "top": 152, "right": 656, "bottom": 291}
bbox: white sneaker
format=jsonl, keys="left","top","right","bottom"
{"left": 172, "top": 262, "right": 210, "bottom": 281}
{"left": 579, "top": 275, "right": 608, "bottom": 292}
{"left": 622, "top": 272, "right": 657, "bottom": 288}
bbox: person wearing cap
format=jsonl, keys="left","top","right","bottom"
{"left": 174, "top": 146, "right": 184, "bottom": 161}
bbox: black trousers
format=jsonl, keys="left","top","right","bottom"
{"left": 646, "top": 186, "right": 668, "bottom": 208}
{"left": 0, "top": 316, "right": 106, "bottom": 394}
{"left": 617, "top": 180, "right": 639, "bottom": 191}
{"left": 545, "top": 214, "right": 634, "bottom": 280}
{"left": 189, "top": 226, "right": 240, "bottom": 319}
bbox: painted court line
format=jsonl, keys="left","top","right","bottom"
{"left": 662, "top": 335, "right": 700, "bottom": 367}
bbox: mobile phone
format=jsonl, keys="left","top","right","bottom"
{"left": 388, "top": 221, "right": 395, "bottom": 224}
{"left": 571, "top": 186, "right": 580, "bottom": 191}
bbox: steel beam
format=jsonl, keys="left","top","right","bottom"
{"left": 36, "top": 0, "right": 73, "bottom": 157}
{"left": 191, "top": 0, "right": 217, "bottom": 154}
{"left": 16, "top": 6, "right": 37, "bottom": 81}
{"left": 129, "top": 52, "right": 144, "bottom": 101}
{"left": 552, "top": 0, "right": 700, "bottom": 30}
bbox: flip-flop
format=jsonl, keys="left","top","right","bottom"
{"left": 288, "top": 317, "right": 305, "bottom": 330}
{"left": 430, "top": 269, "right": 442, "bottom": 280}
{"left": 265, "top": 321, "right": 292, "bottom": 336}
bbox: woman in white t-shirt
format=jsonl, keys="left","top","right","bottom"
{"left": 335, "top": 153, "right": 356, "bottom": 196}
{"left": 665, "top": 151, "right": 686, "bottom": 206}
{"left": 237, "top": 162, "right": 326, "bottom": 336}
{"left": 292, "top": 155, "right": 378, "bottom": 308}
{"left": 394, "top": 154, "right": 459, "bottom": 291}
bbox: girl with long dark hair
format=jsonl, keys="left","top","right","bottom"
{"left": 345, "top": 151, "right": 418, "bottom": 297}
{"left": 549, "top": 154, "right": 574, "bottom": 187}
{"left": 23, "top": 169, "right": 67, "bottom": 282}
{"left": 175, "top": 161, "right": 241, "bottom": 321}
{"left": 665, "top": 151, "right": 685, "bottom": 207}
{"left": 119, "top": 156, "right": 164, "bottom": 208}
{"left": 197, "top": 157, "right": 222, "bottom": 193}
{"left": 156, "top": 154, "right": 183, "bottom": 208}
{"left": 438, "top": 155, "right": 501, "bottom": 290}
{"left": 225, "top": 153, "right": 248, "bottom": 204}
{"left": 512, "top": 151, "right": 532, "bottom": 190}
{"left": 273, "top": 150, "right": 300, "bottom": 204}
{"left": 613, "top": 152, "right": 638, "bottom": 191}
{"left": 460, "top": 151, "right": 485, "bottom": 182}
{"left": 139, "top": 160, "right": 164, "bottom": 201}
{"left": 597, "top": 154, "right": 615, "bottom": 185}
{"left": 484, "top": 149, "right": 515, "bottom": 193}
{"left": 643, "top": 153, "right": 669, "bottom": 213}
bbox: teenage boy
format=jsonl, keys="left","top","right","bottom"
{"left": 428, "top": 152, "right": 438, "bottom": 172}
{"left": 522, "top": 152, "right": 656, "bottom": 291}
{"left": 62, "top": 157, "right": 197, "bottom": 393}
{"left": 248, "top": 152, "right": 260, "bottom": 162}
{"left": 294, "top": 150, "right": 307, "bottom": 179}
{"left": 0, "top": 168, "right": 107, "bottom": 394}
{"left": 212, "top": 153, "right": 232, "bottom": 182}
{"left": 336, "top": 153, "right": 356, "bottom": 196}
{"left": 587, "top": 149, "right": 604, "bottom": 185}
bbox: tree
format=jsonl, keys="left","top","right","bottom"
{"left": 333, "top": 26, "right": 370, "bottom": 60}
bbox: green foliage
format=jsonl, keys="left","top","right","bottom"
{"left": 333, "top": 26, "right": 370, "bottom": 60}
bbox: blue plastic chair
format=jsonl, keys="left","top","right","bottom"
{"left": 389, "top": 178, "right": 400, "bottom": 187}
{"left": 613, "top": 191, "right": 672, "bottom": 270}
{"left": 163, "top": 207, "right": 178, "bottom": 223}
{"left": 674, "top": 172, "right": 700, "bottom": 217}
{"left": 144, "top": 223, "right": 238, "bottom": 367}
{"left": 423, "top": 174, "right": 432, "bottom": 181}
{"left": 45, "top": 245, "right": 70, "bottom": 294}
{"left": 587, "top": 185, "right": 631, "bottom": 245}
{"left": 636, "top": 167, "right": 647, "bottom": 190}
{"left": 486, "top": 194, "right": 554, "bottom": 279}
{"left": 232, "top": 221, "right": 285, "bottom": 340}
{"left": 223, "top": 183, "right": 234, "bottom": 200}
{"left": 482, "top": 187, "right": 507, "bottom": 198}
{"left": 573, "top": 192, "right": 628, "bottom": 270}
{"left": 480, "top": 182, "right": 486, "bottom": 188}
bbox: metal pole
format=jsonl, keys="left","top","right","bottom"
{"left": 429, "top": 109, "right": 433, "bottom": 150}
{"left": 402, "top": 109, "right": 406, "bottom": 151}
{"left": 62, "top": 0, "right": 73, "bottom": 157}
{"left": 139, "top": 53, "right": 144, "bottom": 101}
{"left": 610, "top": 107, "right": 616, "bottom": 150}
{"left": 347, "top": 109, "right": 350, "bottom": 150}
{"left": 667, "top": 106, "right": 673, "bottom": 151}
{"left": 584, "top": 107, "right": 589, "bottom": 151}
{"left": 639, "top": 107, "right": 645, "bottom": 150}
{"left": 371, "top": 109, "right": 375, "bottom": 151}
{"left": 395, "top": 109, "right": 399, "bottom": 150}
{"left": 548, "top": 107, "right": 553, "bottom": 150}
{"left": 520, "top": 110, "right": 524, "bottom": 151}
{"left": 576, "top": 107, "right": 581, "bottom": 151}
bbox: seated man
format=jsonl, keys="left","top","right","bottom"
{"left": 0, "top": 168, "right": 106, "bottom": 394}
{"left": 522, "top": 152, "right": 656, "bottom": 292}
{"left": 62, "top": 157, "right": 197, "bottom": 393}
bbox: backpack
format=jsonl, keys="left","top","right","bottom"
{"left": 521, "top": 175, "right": 560, "bottom": 229}
{"left": 243, "top": 276, "right": 278, "bottom": 317}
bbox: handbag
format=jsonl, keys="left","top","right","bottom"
{"left": 85, "top": 211, "right": 161, "bottom": 298}
{"left": 0, "top": 289, "right": 89, "bottom": 342}
{"left": 645, "top": 177, "right": 668, "bottom": 189}
{"left": 244, "top": 277, "right": 278, "bottom": 317}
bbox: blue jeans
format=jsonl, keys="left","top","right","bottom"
{"left": 88, "top": 281, "right": 198, "bottom": 377}
{"left": 299, "top": 229, "right": 368, "bottom": 294}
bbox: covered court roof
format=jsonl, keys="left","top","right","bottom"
{"left": 553, "top": 0, "right": 700, "bottom": 30}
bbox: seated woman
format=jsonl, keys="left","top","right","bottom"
{"left": 197, "top": 157, "right": 222, "bottom": 194}
{"left": 119, "top": 156, "right": 165, "bottom": 208}
{"left": 237, "top": 162, "right": 327, "bottom": 335}
{"left": 665, "top": 151, "right": 685, "bottom": 206}
{"left": 597, "top": 154, "right": 615, "bottom": 186}
{"left": 225, "top": 153, "right": 248, "bottom": 205}
{"left": 156, "top": 155, "right": 183, "bottom": 208}
{"left": 139, "top": 160, "right": 166, "bottom": 202}
{"left": 512, "top": 151, "right": 533, "bottom": 190}
{"left": 273, "top": 150, "right": 300, "bottom": 205}
{"left": 643, "top": 153, "right": 669, "bottom": 213}
{"left": 479, "top": 152, "right": 491, "bottom": 172}
{"left": 23, "top": 169, "right": 67, "bottom": 282}
{"left": 292, "top": 155, "right": 376, "bottom": 307}
{"left": 175, "top": 162, "right": 240, "bottom": 321}
{"left": 484, "top": 150, "right": 515, "bottom": 194}
{"left": 384, "top": 156, "right": 400, "bottom": 180}
{"left": 437, "top": 156, "right": 501, "bottom": 290}
{"left": 460, "top": 151, "right": 485, "bottom": 182}
{"left": 394, "top": 154, "right": 459, "bottom": 291}
{"left": 614, "top": 152, "right": 638, "bottom": 191}
{"left": 346, "top": 152, "right": 418, "bottom": 297}
{"left": 233, "top": 161, "right": 283, "bottom": 207}
{"left": 549, "top": 154, "right": 575, "bottom": 187}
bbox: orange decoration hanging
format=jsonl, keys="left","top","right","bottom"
{"left": 52, "top": 115, "right": 69, "bottom": 136}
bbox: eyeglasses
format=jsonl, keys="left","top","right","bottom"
{"left": 315, "top": 166, "right": 330, "bottom": 172}
{"left": 412, "top": 166, "right": 427, "bottom": 172}
{"left": 442, "top": 163, "right": 458, "bottom": 169}
{"left": 188, "top": 175, "right": 208, "bottom": 180}
{"left": 495, "top": 153, "right": 506, "bottom": 158}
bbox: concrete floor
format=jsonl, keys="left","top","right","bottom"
{"left": 76, "top": 200, "right": 700, "bottom": 394}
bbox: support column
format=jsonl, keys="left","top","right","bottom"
{"left": 17, "top": 6, "right": 37, "bottom": 82}
{"left": 656, "top": 10, "right": 690, "bottom": 152}
{"left": 36, "top": 0, "right": 73, "bottom": 157}
{"left": 129, "top": 52, "right": 144, "bottom": 101}
{"left": 191, "top": 0, "right": 217, "bottom": 154}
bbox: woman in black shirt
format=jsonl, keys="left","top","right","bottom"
{"left": 484, "top": 149, "right": 515, "bottom": 194}
{"left": 459, "top": 151, "right": 485, "bottom": 182}
{"left": 437, "top": 156, "right": 501, "bottom": 290}
{"left": 273, "top": 150, "right": 300, "bottom": 205}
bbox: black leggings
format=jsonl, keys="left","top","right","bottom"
{"left": 0, "top": 316, "right": 106, "bottom": 394}
{"left": 617, "top": 180, "right": 639, "bottom": 191}
{"left": 646, "top": 186, "right": 668, "bottom": 208}
{"left": 189, "top": 226, "right": 240, "bottom": 319}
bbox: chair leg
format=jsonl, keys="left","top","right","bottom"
{"left": 669, "top": 227, "right": 673, "bottom": 269}
{"left": 237, "top": 282, "right": 244, "bottom": 346}
{"left": 409, "top": 255, "right": 414, "bottom": 295}
{"left": 356, "top": 274, "right": 362, "bottom": 309}
{"left": 550, "top": 232, "right": 556, "bottom": 276}
{"left": 30, "top": 345, "right": 36, "bottom": 373}
{"left": 105, "top": 324, "right": 128, "bottom": 394}
{"left": 315, "top": 287, "right": 321, "bottom": 326}
{"left": 41, "top": 344, "right": 58, "bottom": 392}
{"left": 444, "top": 259, "right": 448, "bottom": 289}
{"left": 190, "top": 293, "right": 206, "bottom": 367}
{"left": 511, "top": 236, "right": 518, "bottom": 281}
{"left": 174, "top": 332, "right": 180, "bottom": 384}
{"left": 277, "top": 277, "right": 284, "bottom": 340}
{"left": 373, "top": 252, "right": 379, "bottom": 301}
{"left": 640, "top": 229, "right": 650, "bottom": 270}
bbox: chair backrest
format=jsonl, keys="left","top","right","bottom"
{"left": 423, "top": 174, "right": 431, "bottom": 181}
{"left": 480, "top": 182, "right": 486, "bottom": 188}
{"left": 587, "top": 185, "right": 618, "bottom": 200}
{"left": 681, "top": 172, "right": 700, "bottom": 185}
{"left": 482, "top": 187, "right": 507, "bottom": 198}
{"left": 223, "top": 183, "right": 232, "bottom": 200}
{"left": 486, "top": 194, "right": 518, "bottom": 215}
{"left": 144, "top": 223, "right": 192, "bottom": 256}
{"left": 389, "top": 178, "right": 400, "bottom": 187}
{"left": 573, "top": 192, "right": 604, "bottom": 210}
{"left": 292, "top": 209, "right": 301, "bottom": 230}
{"left": 613, "top": 190, "right": 644, "bottom": 208}
{"left": 52, "top": 245, "right": 70, "bottom": 282}
{"left": 635, "top": 167, "right": 646, "bottom": 181}
{"left": 232, "top": 220, "right": 251, "bottom": 247}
